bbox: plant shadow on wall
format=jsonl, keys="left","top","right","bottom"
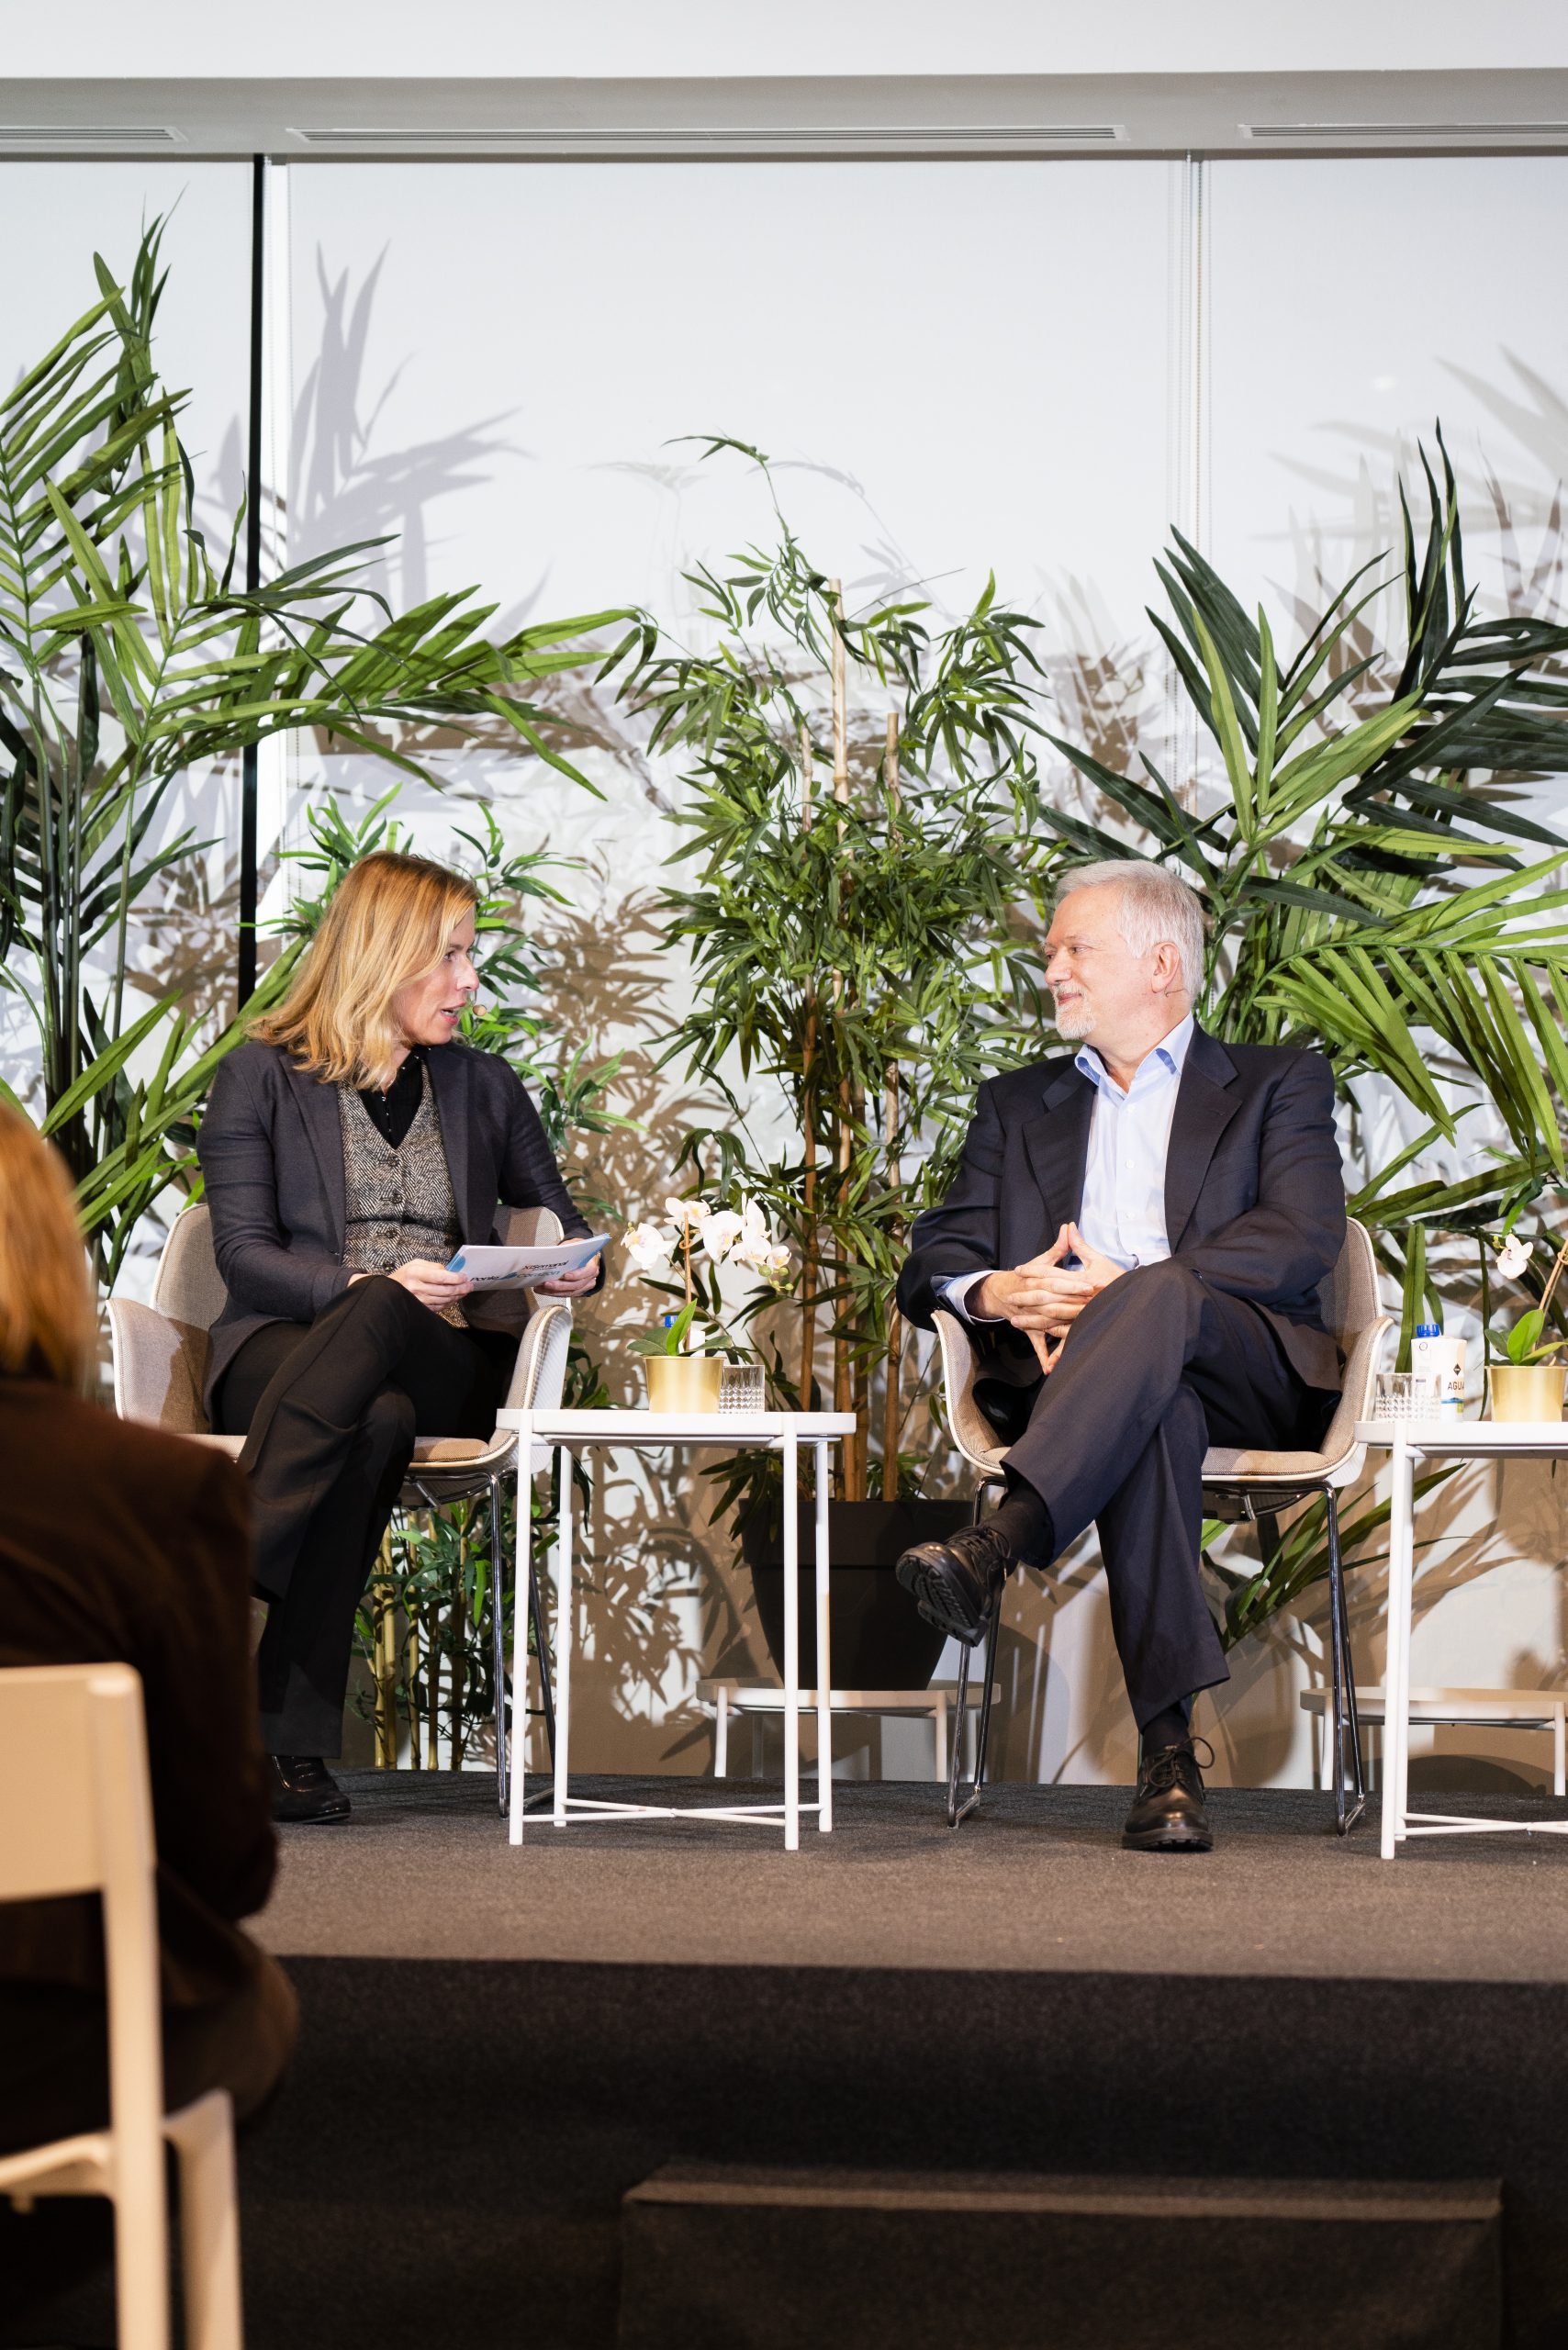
{"left": 528, "top": 883, "right": 735, "bottom": 1728}
{"left": 1273, "top": 358, "right": 1568, "bottom": 605}
{"left": 0, "top": 217, "right": 635, "bottom": 1294}
{"left": 293, "top": 244, "right": 523, "bottom": 620}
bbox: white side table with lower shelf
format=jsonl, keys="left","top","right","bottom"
{"left": 1358, "top": 1416, "right": 1568, "bottom": 1856}
{"left": 497, "top": 1408, "right": 857, "bottom": 1850}
{"left": 1300, "top": 1686, "right": 1567, "bottom": 1798}
{"left": 697, "top": 1678, "right": 1002, "bottom": 1785}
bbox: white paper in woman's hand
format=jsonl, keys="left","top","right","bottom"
{"left": 446, "top": 1234, "right": 609, "bottom": 1290}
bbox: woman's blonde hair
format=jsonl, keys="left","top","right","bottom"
{"left": 252, "top": 850, "right": 480, "bottom": 1089}
{"left": 0, "top": 1105, "right": 97, "bottom": 1390}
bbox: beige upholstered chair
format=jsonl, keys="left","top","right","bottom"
{"left": 109, "top": 1203, "right": 574, "bottom": 1809}
{"left": 932, "top": 1216, "right": 1391, "bottom": 1832}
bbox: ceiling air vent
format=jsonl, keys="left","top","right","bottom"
{"left": 288, "top": 122, "right": 1124, "bottom": 148}
{"left": 1243, "top": 120, "right": 1568, "bottom": 140}
{"left": 0, "top": 124, "right": 182, "bottom": 146}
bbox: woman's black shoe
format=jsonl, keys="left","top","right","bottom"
{"left": 895, "top": 1522, "right": 1014, "bottom": 1647}
{"left": 1121, "top": 1736, "right": 1215, "bottom": 1852}
{"left": 269, "top": 1753, "right": 352, "bottom": 1825}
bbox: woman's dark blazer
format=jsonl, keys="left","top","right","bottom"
{"left": 196, "top": 1037, "right": 596, "bottom": 1415}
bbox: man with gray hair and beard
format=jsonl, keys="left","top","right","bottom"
{"left": 895, "top": 860, "right": 1346, "bottom": 1852}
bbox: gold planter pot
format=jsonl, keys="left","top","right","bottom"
{"left": 643, "top": 1353, "right": 723, "bottom": 1414}
{"left": 1486, "top": 1363, "right": 1567, "bottom": 1422}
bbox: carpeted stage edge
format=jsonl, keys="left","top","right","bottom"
{"left": 17, "top": 1774, "right": 1568, "bottom": 2347}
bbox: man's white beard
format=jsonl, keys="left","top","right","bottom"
{"left": 1052, "top": 1000, "right": 1094, "bottom": 1040}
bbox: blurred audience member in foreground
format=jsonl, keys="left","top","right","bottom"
{"left": 0, "top": 1106, "right": 295, "bottom": 2296}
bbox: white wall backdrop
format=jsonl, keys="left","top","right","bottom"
{"left": 1208, "top": 156, "right": 1568, "bottom": 654}
{"left": 3, "top": 162, "right": 252, "bottom": 509}
{"left": 10, "top": 151, "right": 1568, "bottom": 1792}
{"left": 286, "top": 161, "right": 1180, "bottom": 682}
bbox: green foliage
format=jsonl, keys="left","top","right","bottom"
{"left": 1044, "top": 435, "right": 1568, "bottom": 1207}
{"left": 1505, "top": 1309, "right": 1548, "bottom": 1366}
{"left": 0, "top": 218, "right": 633, "bottom": 1281}
{"left": 1207, "top": 1470, "right": 1457, "bottom": 1651}
{"left": 1040, "top": 430, "right": 1568, "bottom": 1638}
{"left": 628, "top": 441, "right": 1058, "bottom": 1499}
{"left": 627, "top": 1299, "right": 707, "bottom": 1359}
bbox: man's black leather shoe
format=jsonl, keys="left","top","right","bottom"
{"left": 895, "top": 1521, "right": 1014, "bottom": 1647}
{"left": 269, "top": 1753, "right": 352, "bottom": 1825}
{"left": 1121, "top": 1736, "right": 1214, "bottom": 1852}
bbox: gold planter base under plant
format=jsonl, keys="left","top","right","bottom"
{"left": 1487, "top": 1363, "right": 1567, "bottom": 1422}
{"left": 644, "top": 1353, "right": 723, "bottom": 1414}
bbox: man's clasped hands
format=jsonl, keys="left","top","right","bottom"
{"left": 972, "top": 1223, "right": 1126, "bottom": 1375}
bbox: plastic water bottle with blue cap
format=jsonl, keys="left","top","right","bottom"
{"left": 1410, "top": 1321, "right": 1465, "bottom": 1416}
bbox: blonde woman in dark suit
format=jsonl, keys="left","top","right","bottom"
{"left": 200, "top": 850, "right": 604, "bottom": 1822}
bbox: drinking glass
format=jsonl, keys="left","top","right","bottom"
{"left": 1373, "top": 1370, "right": 1439, "bottom": 1421}
{"left": 719, "top": 1360, "right": 767, "bottom": 1416}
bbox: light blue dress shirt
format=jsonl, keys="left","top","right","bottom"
{"left": 937, "top": 1013, "right": 1195, "bottom": 1321}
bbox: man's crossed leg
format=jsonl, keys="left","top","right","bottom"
{"left": 897, "top": 1258, "right": 1334, "bottom": 1850}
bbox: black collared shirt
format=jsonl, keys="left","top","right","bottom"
{"left": 358, "top": 1048, "right": 425, "bottom": 1149}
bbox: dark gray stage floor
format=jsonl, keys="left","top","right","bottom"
{"left": 254, "top": 1771, "right": 1568, "bottom": 1981}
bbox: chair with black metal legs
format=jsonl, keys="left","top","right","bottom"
{"left": 931, "top": 1216, "right": 1390, "bottom": 1834}
{"left": 397, "top": 1281, "right": 572, "bottom": 1812}
{"left": 1199, "top": 1217, "right": 1389, "bottom": 1834}
{"left": 930, "top": 1311, "right": 1011, "bottom": 1828}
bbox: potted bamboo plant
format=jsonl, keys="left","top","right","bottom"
{"left": 629, "top": 441, "right": 1058, "bottom": 1685}
{"left": 637, "top": 430, "right": 1568, "bottom": 1672}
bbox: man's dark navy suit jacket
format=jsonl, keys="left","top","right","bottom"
{"left": 896, "top": 1023, "right": 1346, "bottom": 1399}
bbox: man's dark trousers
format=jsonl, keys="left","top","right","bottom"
{"left": 998, "top": 1257, "right": 1333, "bottom": 1725}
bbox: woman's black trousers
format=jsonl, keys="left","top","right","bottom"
{"left": 215, "top": 1275, "right": 513, "bottom": 1756}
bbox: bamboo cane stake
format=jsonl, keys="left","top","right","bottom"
{"left": 881, "top": 711, "right": 903, "bottom": 1498}
{"left": 801, "top": 1002, "right": 819, "bottom": 1414}
{"left": 408, "top": 1616, "right": 421, "bottom": 1770}
{"left": 374, "top": 1534, "right": 398, "bottom": 1768}
{"left": 449, "top": 1514, "right": 467, "bottom": 1771}
{"left": 1538, "top": 1236, "right": 1568, "bottom": 1327}
{"left": 826, "top": 579, "right": 858, "bottom": 1491}
{"left": 425, "top": 1603, "right": 439, "bottom": 1773}
{"left": 829, "top": 580, "right": 848, "bottom": 809}
{"left": 799, "top": 712, "right": 820, "bottom": 1413}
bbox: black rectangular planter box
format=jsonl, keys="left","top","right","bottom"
{"left": 742, "top": 1497, "right": 972, "bottom": 1690}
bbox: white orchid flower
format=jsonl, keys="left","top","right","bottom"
{"left": 699, "top": 1209, "right": 744, "bottom": 1259}
{"left": 665, "top": 1196, "right": 710, "bottom": 1228}
{"left": 761, "top": 1242, "right": 794, "bottom": 1284}
{"left": 1496, "top": 1234, "right": 1533, "bottom": 1280}
{"left": 624, "top": 1221, "right": 673, "bottom": 1272}
{"left": 732, "top": 1198, "right": 783, "bottom": 1274}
